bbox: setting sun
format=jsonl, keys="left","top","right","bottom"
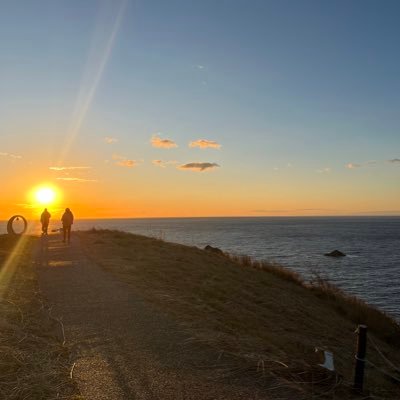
{"left": 35, "top": 187, "right": 56, "bottom": 205}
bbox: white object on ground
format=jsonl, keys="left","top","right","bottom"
{"left": 316, "top": 349, "right": 335, "bottom": 371}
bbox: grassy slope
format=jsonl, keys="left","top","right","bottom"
{"left": 79, "top": 229, "right": 400, "bottom": 399}
{"left": 0, "top": 235, "right": 79, "bottom": 400}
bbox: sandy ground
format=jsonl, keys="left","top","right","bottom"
{"left": 35, "top": 234, "right": 273, "bottom": 400}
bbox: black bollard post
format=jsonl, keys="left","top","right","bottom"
{"left": 354, "top": 324, "right": 367, "bottom": 392}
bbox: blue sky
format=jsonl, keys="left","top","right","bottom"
{"left": 0, "top": 0, "right": 399, "bottom": 217}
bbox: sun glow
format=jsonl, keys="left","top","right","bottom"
{"left": 34, "top": 187, "right": 57, "bottom": 205}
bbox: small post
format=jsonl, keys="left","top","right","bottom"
{"left": 353, "top": 324, "right": 367, "bottom": 392}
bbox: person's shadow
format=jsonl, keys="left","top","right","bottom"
{"left": 39, "top": 234, "right": 49, "bottom": 267}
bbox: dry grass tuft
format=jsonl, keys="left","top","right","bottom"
{"left": 78, "top": 230, "right": 400, "bottom": 399}
{"left": 227, "top": 253, "right": 305, "bottom": 286}
{"left": 0, "top": 235, "right": 80, "bottom": 400}
{"left": 308, "top": 272, "right": 400, "bottom": 345}
{"left": 227, "top": 253, "right": 400, "bottom": 345}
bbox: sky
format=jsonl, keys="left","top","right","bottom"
{"left": 0, "top": 0, "right": 399, "bottom": 219}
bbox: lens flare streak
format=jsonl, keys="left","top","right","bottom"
{"left": 58, "top": 0, "right": 128, "bottom": 164}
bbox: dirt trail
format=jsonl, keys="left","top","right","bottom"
{"left": 35, "top": 235, "right": 272, "bottom": 400}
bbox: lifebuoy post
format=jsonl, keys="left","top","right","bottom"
{"left": 7, "top": 215, "right": 28, "bottom": 236}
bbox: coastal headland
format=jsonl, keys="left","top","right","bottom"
{"left": 1, "top": 230, "right": 399, "bottom": 399}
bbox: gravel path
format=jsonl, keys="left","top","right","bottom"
{"left": 35, "top": 235, "right": 272, "bottom": 400}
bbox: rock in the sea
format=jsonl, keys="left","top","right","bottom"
{"left": 324, "top": 250, "right": 346, "bottom": 257}
{"left": 204, "top": 245, "right": 224, "bottom": 255}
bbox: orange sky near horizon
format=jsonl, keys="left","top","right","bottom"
{"left": 0, "top": 156, "right": 399, "bottom": 221}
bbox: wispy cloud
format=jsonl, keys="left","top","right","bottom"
{"left": 50, "top": 165, "right": 97, "bottom": 181}
{"left": 49, "top": 166, "right": 91, "bottom": 171}
{"left": 189, "top": 139, "right": 221, "bottom": 149}
{"left": 346, "top": 160, "right": 378, "bottom": 169}
{"left": 252, "top": 208, "right": 337, "bottom": 213}
{"left": 116, "top": 159, "right": 137, "bottom": 167}
{"left": 178, "top": 162, "right": 220, "bottom": 172}
{"left": 15, "top": 203, "right": 37, "bottom": 209}
{"left": 272, "top": 163, "right": 293, "bottom": 171}
{"left": 347, "top": 159, "right": 400, "bottom": 168}
{"left": 352, "top": 209, "right": 400, "bottom": 215}
{"left": 346, "top": 162, "right": 362, "bottom": 169}
{"left": 56, "top": 177, "right": 96, "bottom": 182}
{"left": 56, "top": 177, "right": 98, "bottom": 182}
{"left": 196, "top": 65, "right": 205, "bottom": 70}
{"left": 151, "top": 135, "right": 178, "bottom": 149}
{"left": 317, "top": 167, "right": 331, "bottom": 174}
{"left": 112, "top": 154, "right": 138, "bottom": 167}
{"left": 152, "top": 160, "right": 178, "bottom": 168}
{"left": 0, "top": 152, "right": 22, "bottom": 159}
{"left": 152, "top": 160, "right": 165, "bottom": 168}
{"left": 104, "top": 136, "right": 118, "bottom": 144}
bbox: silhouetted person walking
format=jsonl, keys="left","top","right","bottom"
{"left": 40, "top": 208, "right": 51, "bottom": 235}
{"left": 61, "top": 208, "right": 74, "bottom": 243}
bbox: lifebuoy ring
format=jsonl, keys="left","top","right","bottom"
{"left": 7, "top": 215, "right": 28, "bottom": 236}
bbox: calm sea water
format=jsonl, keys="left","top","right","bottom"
{"left": 1, "top": 216, "right": 399, "bottom": 320}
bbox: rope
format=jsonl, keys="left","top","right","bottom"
{"left": 354, "top": 348, "right": 400, "bottom": 383}
{"left": 368, "top": 335, "right": 400, "bottom": 374}
{"left": 364, "top": 359, "right": 400, "bottom": 384}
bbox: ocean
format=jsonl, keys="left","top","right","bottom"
{"left": 1, "top": 216, "right": 399, "bottom": 320}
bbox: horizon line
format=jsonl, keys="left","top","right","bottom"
{"left": 1, "top": 214, "right": 400, "bottom": 222}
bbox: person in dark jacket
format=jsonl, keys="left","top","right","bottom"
{"left": 61, "top": 208, "right": 74, "bottom": 243}
{"left": 40, "top": 208, "right": 51, "bottom": 235}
